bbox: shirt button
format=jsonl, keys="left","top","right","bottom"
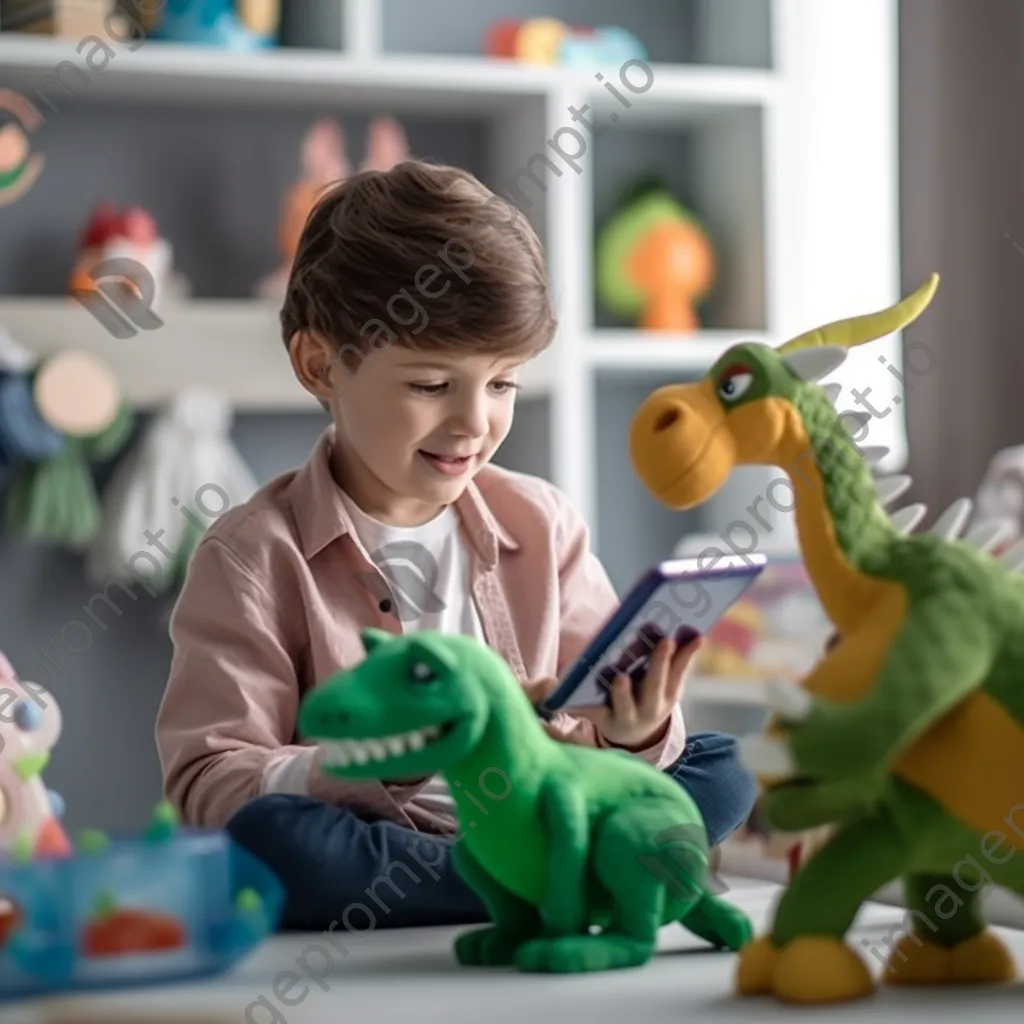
{"left": 379, "top": 598, "right": 392, "bottom": 614}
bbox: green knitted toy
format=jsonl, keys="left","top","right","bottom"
{"left": 630, "top": 271, "right": 1024, "bottom": 1005}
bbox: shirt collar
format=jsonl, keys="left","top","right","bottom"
{"left": 287, "top": 426, "right": 520, "bottom": 566}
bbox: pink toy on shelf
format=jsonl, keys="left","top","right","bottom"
{"left": 254, "top": 116, "right": 410, "bottom": 300}
{"left": 0, "top": 656, "right": 71, "bottom": 863}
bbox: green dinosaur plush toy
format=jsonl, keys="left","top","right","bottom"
{"left": 297, "top": 628, "right": 752, "bottom": 974}
{"left": 629, "top": 270, "right": 1024, "bottom": 1005}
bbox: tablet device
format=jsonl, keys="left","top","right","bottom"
{"left": 540, "top": 553, "right": 767, "bottom": 713}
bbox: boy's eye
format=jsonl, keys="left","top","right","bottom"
{"left": 491, "top": 380, "right": 521, "bottom": 395}
{"left": 409, "top": 382, "right": 448, "bottom": 395}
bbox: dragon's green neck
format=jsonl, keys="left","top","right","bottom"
{"left": 777, "top": 390, "right": 901, "bottom": 632}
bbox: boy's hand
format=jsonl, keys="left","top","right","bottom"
{"left": 576, "top": 634, "right": 703, "bottom": 751}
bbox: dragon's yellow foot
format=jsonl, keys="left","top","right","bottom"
{"left": 735, "top": 935, "right": 776, "bottom": 995}
{"left": 735, "top": 934, "right": 874, "bottom": 1004}
{"left": 884, "top": 930, "right": 1016, "bottom": 986}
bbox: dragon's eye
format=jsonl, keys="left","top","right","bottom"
{"left": 717, "top": 364, "right": 754, "bottom": 402}
{"left": 409, "top": 661, "right": 437, "bottom": 683}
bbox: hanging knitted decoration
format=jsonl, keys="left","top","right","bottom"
{"left": 3, "top": 351, "right": 134, "bottom": 550}
{"left": 87, "top": 388, "right": 258, "bottom": 593}
{"left": 0, "top": 327, "right": 46, "bottom": 484}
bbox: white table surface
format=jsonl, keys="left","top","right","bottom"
{"left": 7, "top": 877, "right": 1024, "bottom": 1023}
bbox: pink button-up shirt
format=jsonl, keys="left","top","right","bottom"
{"left": 155, "top": 426, "right": 686, "bottom": 835}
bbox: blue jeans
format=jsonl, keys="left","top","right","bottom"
{"left": 225, "top": 731, "right": 757, "bottom": 932}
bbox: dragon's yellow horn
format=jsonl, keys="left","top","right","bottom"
{"left": 776, "top": 272, "right": 939, "bottom": 356}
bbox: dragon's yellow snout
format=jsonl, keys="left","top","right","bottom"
{"left": 629, "top": 378, "right": 738, "bottom": 510}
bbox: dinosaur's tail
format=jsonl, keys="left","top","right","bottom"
{"left": 680, "top": 891, "right": 754, "bottom": 952}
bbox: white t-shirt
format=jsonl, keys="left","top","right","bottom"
{"left": 262, "top": 491, "right": 483, "bottom": 813}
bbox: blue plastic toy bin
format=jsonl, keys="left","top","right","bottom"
{"left": 0, "top": 829, "right": 283, "bottom": 1001}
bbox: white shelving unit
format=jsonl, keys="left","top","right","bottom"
{"left": 0, "top": 0, "right": 904, "bottom": 583}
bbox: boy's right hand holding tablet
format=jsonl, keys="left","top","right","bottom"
{"left": 525, "top": 630, "right": 704, "bottom": 751}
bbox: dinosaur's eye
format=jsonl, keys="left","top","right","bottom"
{"left": 717, "top": 365, "right": 753, "bottom": 402}
{"left": 409, "top": 661, "right": 437, "bottom": 683}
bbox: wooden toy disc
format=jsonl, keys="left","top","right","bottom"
{"left": 33, "top": 351, "right": 120, "bottom": 436}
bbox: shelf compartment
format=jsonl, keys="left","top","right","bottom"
{"left": 0, "top": 99, "right": 525, "bottom": 298}
{"left": 0, "top": 298, "right": 556, "bottom": 410}
{"left": 589, "top": 104, "right": 767, "bottom": 336}
{"left": 379, "top": 0, "right": 773, "bottom": 69}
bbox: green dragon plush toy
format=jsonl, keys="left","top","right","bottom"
{"left": 629, "top": 270, "right": 1024, "bottom": 1004}
{"left": 297, "top": 628, "right": 752, "bottom": 973}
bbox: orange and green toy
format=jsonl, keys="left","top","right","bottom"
{"left": 630, "top": 270, "right": 1024, "bottom": 1004}
{"left": 597, "top": 182, "right": 716, "bottom": 332}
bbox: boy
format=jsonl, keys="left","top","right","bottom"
{"left": 154, "top": 161, "right": 756, "bottom": 931}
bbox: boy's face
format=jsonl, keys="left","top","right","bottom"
{"left": 322, "top": 341, "right": 528, "bottom": 514}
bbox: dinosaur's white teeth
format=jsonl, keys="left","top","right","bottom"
{"left": 739, "top": 736, "right": 796, "bottom": 776}
{"left": 875, "top": 474, "right": 912, "bottom": 507}
{"left": 783, "top": 345, "right": 848, "bottom": 382}
{"left": 365, "top": 740, "right": 389, "bottom": 761}
{"left": 889, "top": 503, "right": 927, "bottom": 534}
{"left": 765, "top": 680, "right": 813, "bottom": 721}
{"left": 319, "top": 725, "right": 445, "bottom": 767}
{"left": 963, "top": 518, "right": 1015, "bottom": 555}
{"left": 822, "top": 382, "right": 841, "bottom": 404}
{"left": 929, "top": 497, "right": 973, "bottom": 540}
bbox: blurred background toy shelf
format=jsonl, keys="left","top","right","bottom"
{"left": 0, "top": 1, "right": 902, "bottom": 865}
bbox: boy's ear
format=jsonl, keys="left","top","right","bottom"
{"left": 361, "top": 628, "right": 392, "bottom": 654}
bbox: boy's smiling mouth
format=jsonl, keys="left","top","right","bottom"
{"left": 418, "top": 450, "right": 478, "bottom": 475}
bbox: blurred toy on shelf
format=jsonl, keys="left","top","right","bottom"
{"left": 596, "top": 179, "right": 716, "bottom": 333}
{"left": 1, "top": 347, "right": 135, "bottom": 551}
{"left": 0, "top": 796, "right": 283, "bottom": 1001}
{"left": 484, "top": 17, "right": 647, "bottom": 68}
{"left": 68, "top": 202, "right": 190, "bottom": 330}
{"left": 673, "top": 533, "right": 832, "bottom": 682}
{"left": 255, "top": 116, "right": 409, "bottom": 300}
{"left": 0, "top": 0, "right": 119, "bottom": 37}
{"left": 87, "top": 388, "right": 258, "bottom": 594}
{"left": 0, "top": 99, "right": 45, "bottom": 207}
{"left": 148, "top": 0, "right": 280, "bottom": 49}
{"left": 0, "top": 658, "right": 71, "bottom": 862}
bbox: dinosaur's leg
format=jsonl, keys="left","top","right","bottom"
{"left": 514, "top": 799, "right": 687, "bottom": 973}
{"left": 882, "top": 872, "right": 1016, "bottom": 986}
{"left": 450, "top": 841, "right": 544, "bottom": 967}
{"left": 737, "top": 808, "right": 909, "bottom": 1004}
{"left": 679, "top": 890, "right": 754, "bottom": 952}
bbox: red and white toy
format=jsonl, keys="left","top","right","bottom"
{"left": 68, "top": 202, "right": 189, "bottom": 313}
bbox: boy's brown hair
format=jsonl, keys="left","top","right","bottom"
{"left": 281, "top": 161, "right": 557, "bottom": 382}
